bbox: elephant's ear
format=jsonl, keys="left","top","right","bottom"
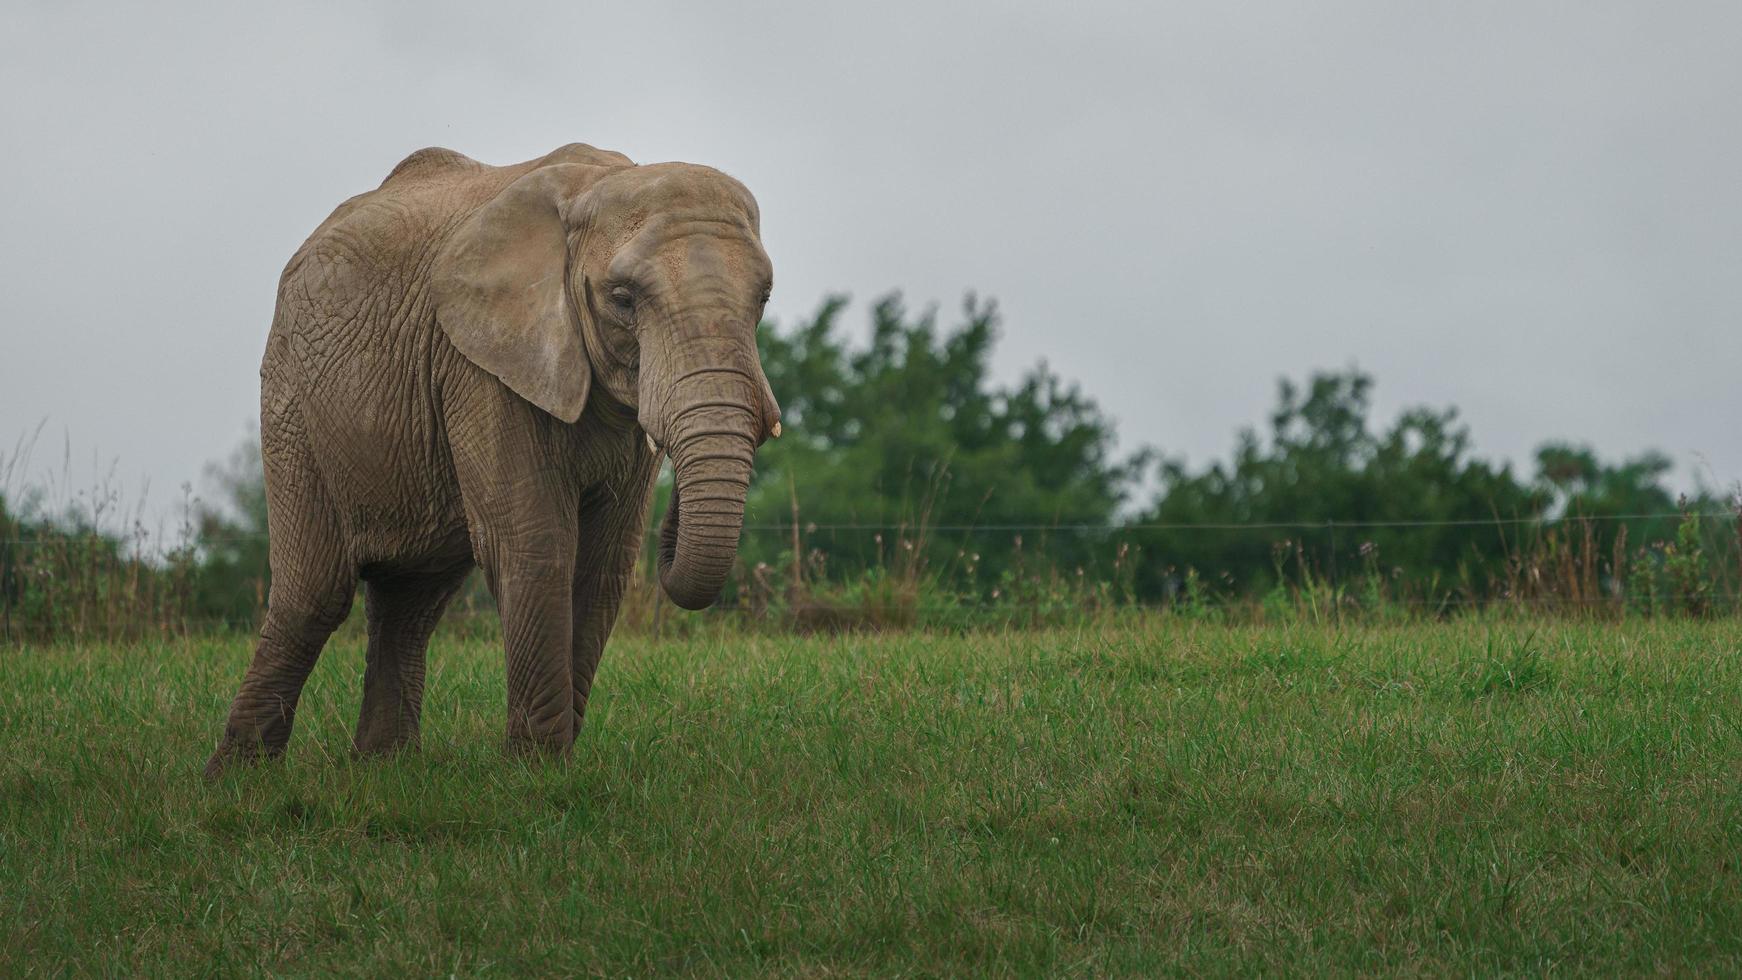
{"left": 433, "top": 163, "right": 601, "bottom": 423}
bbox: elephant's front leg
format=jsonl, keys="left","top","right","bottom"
{"left": 482, "top": 539, "right": 581, "bottom": 752}
{"left": 571, "top": 456, "right": 659, "bottom": 724}
{"left": 454, "top": 470, "right": 581, "bottom": 750}
{"left": 447, "top": 386, "right": 588, "bottom": 754}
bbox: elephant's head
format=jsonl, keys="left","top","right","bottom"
{"left": 432, "top": 146, "right": 779, "bottom": 610}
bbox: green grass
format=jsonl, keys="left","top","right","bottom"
{"left": 4, "top": 619, "right": 1741, "bottom": 975}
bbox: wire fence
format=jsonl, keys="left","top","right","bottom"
{"left": 1, "top": 508, "right": 1734, "bottom": 549}
{"left": 744, "top": 511, "right": 1733, "bottom": 533}
{"left": 5, "top": 505, "right": 1736, "bottom": 642}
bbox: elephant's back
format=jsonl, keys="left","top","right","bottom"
{"left": 278, "top": 143, "right": 630, "bottom": 304}
{"left": 261, "top": 156, "right": 510, "bottom": 562}
{"left": 264, "top": 146, "right": 564, "bottom": 427}
{"left": 271, "top": 152, "right": 526, "bottom": 369}
{"left": 257, "top": 143, "right": 635, "bottom": 565}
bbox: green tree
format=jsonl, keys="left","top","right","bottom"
{"left": 1534, "top": 442, "right": 1681, "bottom": 547}
{"left": 190, "top": 436, "right": 271, "bottom": 627}
{"left": 723, "top": 294, "right": 1140, "bottom": 595}
{"left": 1129, "top": 369, "right": 1545, "bottom": 601}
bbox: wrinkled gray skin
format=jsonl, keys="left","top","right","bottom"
{"left": 204, "top": 144, "right": 778, "bottom": 776}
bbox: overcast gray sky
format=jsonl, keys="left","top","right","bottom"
{"left": 3, "top": 1, "right": 1739, "bottom": 527}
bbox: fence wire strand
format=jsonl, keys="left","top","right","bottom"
{"left": 2, "top": 509, "right": 1734, "bottom": 549}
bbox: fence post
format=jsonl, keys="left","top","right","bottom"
{"left": 1326, "top": 519, "right": 1338, "bottom": 621}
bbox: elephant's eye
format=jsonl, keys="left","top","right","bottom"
{"left": 609, "top": 286, "right": 635, "bottom": 318}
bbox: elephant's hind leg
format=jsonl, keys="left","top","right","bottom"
{"left": 205, "top": 431, "right": 357, "bottom": 777}
{"left": 204, "top": 540, "right": 355, "bottom": 776}
{"left": 353, "top": 565, "right": 470, "bottom": 757}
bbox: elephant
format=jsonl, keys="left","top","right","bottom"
{"left": 204, "top": 143, "right": 779, "bottom": 776}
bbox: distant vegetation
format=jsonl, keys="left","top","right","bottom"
{"left": 3, "top": 294, "right": 1736, "bottom": 642}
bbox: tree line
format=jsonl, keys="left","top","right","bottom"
{"left": 734, "top": 295, "right": 1731, "bottom": 614}
{"left": 3, "top": 294, "right": 1734, "bottom": 639}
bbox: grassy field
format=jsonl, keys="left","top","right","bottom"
{"left": 3, "top": 619, "right": 1740, "bottom": 975}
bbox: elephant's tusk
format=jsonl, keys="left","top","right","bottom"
{"left": 771, "top": 421, "right": 782, "bottom": 439}
{"left": 646, "top": 432, "right": 659, "bottom": 455}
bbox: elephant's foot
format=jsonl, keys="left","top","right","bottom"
{"left": 202, "top": 732, "right": 282, "bottom": 779}
{"left": 352, "top": 723, "right": 420, "bottom": 760}
{"left": 503, "top": 731, "right": 575, "bottom": 761}
{"left": 504, "top": 703, "right": 577, "bottom": 759}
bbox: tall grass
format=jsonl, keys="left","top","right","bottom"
{"left": 0, "top": 428, "right": 209, "bottom": 643}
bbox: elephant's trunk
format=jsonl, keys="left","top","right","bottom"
{"left": 656, "top": 412, "right": 757, "bottom": 610}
